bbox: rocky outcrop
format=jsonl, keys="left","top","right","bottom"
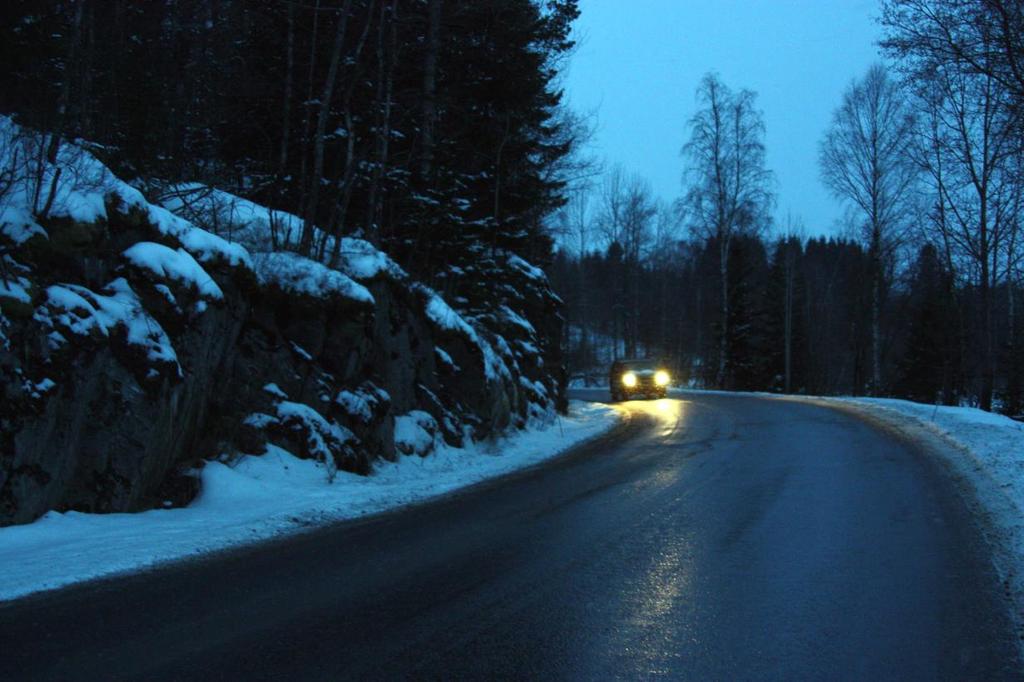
{"left": 0, "top": 121, "right": 564, "bottom": 526}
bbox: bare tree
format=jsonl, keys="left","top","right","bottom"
{"left": 820, "top": 64, "right": 919, "bottom": 395}
{"left": 650, "top": 200, "right": 684, "bottom": 357}
{"left": 911, "top": 59, "right": 1020, "bottom": 410}
{"left": 683, "top": 73, "right": 774, "bottom": 387}
{"left": 881, "top": 0, "right": 1024, "bottom": 129}
{"left": 556, "top": 185, "right": 595, "bottom": 366}
{"left": 595, "top": 167, "right": 656, "bottom": 357}
{"left": 620, "top": 177, "right": 657, "bottom": 358}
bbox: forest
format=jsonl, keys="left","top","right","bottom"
{"left": 550, "top": 0, "right": 1024, "bottom": 415}
{"left": 0, "top": 0, "right": 581, "bottom": 335}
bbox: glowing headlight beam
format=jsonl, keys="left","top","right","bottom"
{"left": 655, "top": 370, "right": 670, "bottom": 387}
{"left": 622, "top": 372, "right": 638, "bottom": 387}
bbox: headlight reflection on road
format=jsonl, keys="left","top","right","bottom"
{"left": 615, "top": 531, "right": 696, "bottom": 673}
{"left": 621, "top": 396, "right": 685, "bottom": 439}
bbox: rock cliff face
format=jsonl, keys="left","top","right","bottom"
{"left": 0, "top": 120, "right": 564, "bottom": 526}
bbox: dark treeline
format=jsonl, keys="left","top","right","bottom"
{"left": 553, "top": 0, "right": 1024, "bottom": 414}
{"left": 551, "top": 233, "right": 1024, "bottom": 409}
{"left": 0, "top": 0, "right": 582, "bottom": 313}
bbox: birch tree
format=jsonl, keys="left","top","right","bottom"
{"left": 682, "top": 73, "right": 774, "bottom": 388}
{"left": 881, "top": 0, "right": 1024, "bottom": 128}
{"left": 912, "top": 61, "right": 1020, "bottom": 410}
{"left": 819, "top": 64, "right": 918, "bottom": 395}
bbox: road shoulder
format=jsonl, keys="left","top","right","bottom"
{"left": 792, "top": 394, "right": 1024, "bottom": 651}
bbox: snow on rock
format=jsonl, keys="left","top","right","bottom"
{"left": 36, "top": 278, "right": 181, "bottom": 376}
{"left": 0, "top": 265, "right": 31, "bottom": 304}
{"left": 262, "top": 383, "right": 288, "bottom": 399}
{"left": 145, "top": 205, "right": 252, "bottom": 270}
{"left": 159, "top": 185, "right": 404, "bottom": 284}
{"left": 419, "top": 283, "right": 475, "bottom": 335}
{"left": 0, "top": 254, "right": 35, "bottom": 305}
{"left": 0, "top": 116, "right": 251, "bottom": 271}
{"left": 336, "top": 390, "right": 373, "bottom": 422}
{"left": 253, "top": 251, "right": 373, "bottom": 305}
{"left": 335, "top": 237, "right": 406, "bottom": 281}
{"left": 243, "top": 412, "right": 277, "bottom": 430}
{"left": 0, "top": 209, "right": 47, "bottom": 245}
{"left": 274, "top": 400, "right": 356, "bottom": 469}
{"left": 394, "top": 410, "right": 440, "bottom": 457}
{"left": 289, "top": 341, "right": 313, "bottom": 362}
{"left": 335, "top": 383, "right": 390, "bottom": 424}
{"left": 161, "top": 184, "right": 304, "bottom": 253}
{"left": 414, "top": 283, "right": 510, "bottom": 382}
{"left": 0, "top": 401, "right": 619, "bottom": 602}
{"left": 122, "top": 242, "right": 224, "bottom": 300}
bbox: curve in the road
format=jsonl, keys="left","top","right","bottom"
{"left": 0, "top": 392, "right": 1019, "bottom": 680}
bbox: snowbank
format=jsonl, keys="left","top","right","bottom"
{"left": 0, "top": 401, "right": 620, "bottom": 602}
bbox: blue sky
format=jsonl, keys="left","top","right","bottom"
{"left": 561, "top": 0, "right": 884, "bottom": 236}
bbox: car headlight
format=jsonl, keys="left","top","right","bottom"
{"left": 655, "top": 370, "right": 670, "bottom": 386}
{"left": 622, "top": 372, "right": 637, "bottom": 387}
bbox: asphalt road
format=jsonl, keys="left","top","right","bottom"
{"left": 1, "top": 391, "right": 1020, "bottom": 680}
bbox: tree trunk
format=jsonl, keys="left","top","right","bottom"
{"left": 717, "top": 235, "right": 729, "bottom": 388}
{"left": 784, "top": 247, "right": 794, "bottom": 393}
{"left": 46, "top": 0, "right": 85, "bottom": 164}
{"left": 869, "top": 225, "right": 882, "bottom": 395}
{"left": 300, "top": 1, "right": 354, "bottom": 254}
{"left": 980, "top": 244, "right": 994, "bottom": 411}
{"left": 279, "top": 4, "right": 295, "bottom": 176}
{"left": 420, "top": 0, "right": 440, "bottom": 180}
{"left": 296, "top": 0, "right": 322, "bottom": 241}
{"left": 364, "top": 0, "right": 397, "bottom": 244}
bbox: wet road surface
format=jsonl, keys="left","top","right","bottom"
{"left": 1, "top": 391, "right": 1020, "bottom": 680}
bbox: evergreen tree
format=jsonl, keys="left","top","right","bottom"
{"left": 894, "top": 244, "right": 959, "bottom": 404}
{"left": 761, "top": 237, "right": 805, "bottom": 392}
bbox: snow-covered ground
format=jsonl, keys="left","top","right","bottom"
{"left": 0, "top": 400, "right": 620, "bottom": 602}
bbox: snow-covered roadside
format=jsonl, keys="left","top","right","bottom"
{"left": 0, "top": 401, "right": 620, "bottom": 602}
